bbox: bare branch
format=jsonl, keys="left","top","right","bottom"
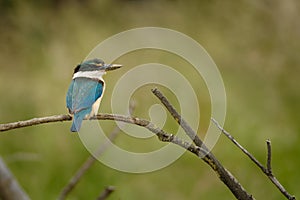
{"left": 266, "top": 139, "right": 272, "bottom": 174}
{"left": 0, "top": 156, "right": 30, "bottom": 200}
{"left": 96, "top": 186, "right": 115, "bottom": 200}
{"left": 211, "top": 118, "right": 296, "bottom": 200}
{"left": 92, "top": 114, "right": 204, "bottom": 155}
{"left": 211, "top": 118, "right": 267, "bottom": 173}
{"left": 152, "top": 88, "right": 254, "bottom": 200}
{"left": 0, "top": 113, "right": 202, "bottom": 157}
{"left": 0, "top": 115, "right": 72, "bottom": 132}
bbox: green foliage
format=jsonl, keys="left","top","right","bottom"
{"left": 0, "top": 0, "right": 299, "bottom": 199}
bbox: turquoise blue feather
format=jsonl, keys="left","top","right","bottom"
{"left": 66, "top": 77, "right": 104, "bottom": 132}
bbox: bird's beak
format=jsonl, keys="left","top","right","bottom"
{"left": 104, "top": 64, "right": 123, "bottom": 71}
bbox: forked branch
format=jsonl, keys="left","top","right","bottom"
{"left": 211, "top": 118, "right": 296, "bottom": 200}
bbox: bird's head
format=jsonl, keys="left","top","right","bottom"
{"left": 74, "top": 58, "right": 122, "bottom": 74}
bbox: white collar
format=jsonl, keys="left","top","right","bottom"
{"left": 72, "top": 70, "right": 106, "bottom": 81}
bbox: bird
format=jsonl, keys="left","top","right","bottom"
{"left": 66, "top": 58, "right": 122, "bottom": 132}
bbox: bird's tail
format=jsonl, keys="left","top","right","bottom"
{"left": 70, "top": 110, "right": 90, "bottom": 132}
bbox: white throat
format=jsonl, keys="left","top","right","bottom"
{"left": 73, "top": 70, "right": 106, "bottom": 81}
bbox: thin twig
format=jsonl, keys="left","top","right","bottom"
{"left": 211, "top": 118, "right": 296, "bottom": 200}
{"left": 0, "top": 156, "right": 30, "bottom": 200}
{"left": 266, "top": 139, "right": 272, "bottom": 174}
{"left": 152, "top": 88, "right": 254, "bottom": 200}
{"left": 211, "top": 118, "right": 267, "bottom": 173}
{"left": 96, "top": 186, "right": 115, "bottom": 200}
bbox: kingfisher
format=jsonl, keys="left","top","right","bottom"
{"left": 66, "top": 58, "right": 122, "bottom": 132}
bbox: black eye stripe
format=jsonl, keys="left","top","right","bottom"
{"left": 74, "top": 64, "right": 81, "bottom": 73}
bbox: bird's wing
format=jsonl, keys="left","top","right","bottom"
{"left": 66, "top": 78, "right": 104, "bottom": 114}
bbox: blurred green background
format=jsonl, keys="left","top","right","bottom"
{"left": 0, "top": 0, "right": 299, "bottom": 199}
